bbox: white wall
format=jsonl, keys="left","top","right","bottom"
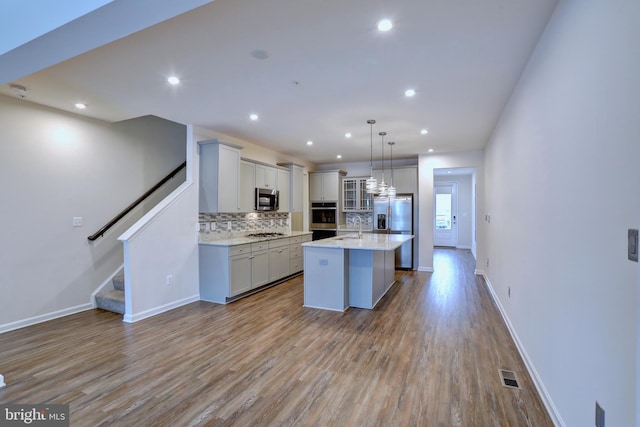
{"left": 0, "top": 95, "right": 186, "bottom": 332}
{"left": 482, "top": 0, "right": 640, "bottom": 425}
{"left": 418, "top": 151, "right": 484, "bottom": 272}
{"left": 119, "top": 126, "right": 199, "bottom": 322}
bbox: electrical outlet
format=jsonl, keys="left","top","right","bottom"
{"left": 72, "top": 217, "right": 83, "bottom": 227}
{"left": 227, "top": 221, "right": 232, "bottom": 231}
{"left": 211, "top": 222, "right": 216, "bottom": 231}
{"left": 166, "top": 275, "right": 174, "bottom": 285}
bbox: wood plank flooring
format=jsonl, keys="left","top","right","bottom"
{"left": 0, "top": 248, "right": 553, "bottom": 426}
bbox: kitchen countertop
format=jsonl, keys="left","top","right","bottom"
{"left": 302, "top": 233, "right": 413, "bottom": 251}
{"left": 199, "top": 231, "right": 312, "bottom": 247}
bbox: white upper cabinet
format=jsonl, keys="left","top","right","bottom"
{"left": 277, "top": 168, "right": 290, "bottom": 211}
{"left": 199, "top": 139, "right": 242, "bottom": 213}
{"left": 239, "top": 160, "right": 256, "bottom": 212}
{"left": 255, "top": 164, "right": 277, "bottom": 189}
{"left": 374, "top": 166, "right": 417, "bottom": 195}
{"left": 309, "top": 171, "right": 344, "bottom": 201}
{"left": 278, "top": 162, "right": 305, "bottom": 212}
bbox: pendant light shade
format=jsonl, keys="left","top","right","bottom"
{"left": 366, "top": 120, "right": 377, "bottom": 194}
{"left": 387, "top": 141, "right": 396, "bottom": 198}
{"left": 377, "top": 132, "right": 388, "bottom": 196}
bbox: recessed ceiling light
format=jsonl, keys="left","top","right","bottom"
{"left": 447, "top": 170, "right": 452, "bottom": 174}
{"left": 421, "top": 129, "right": 429, "bottom": 135}
{"left": 167, "top": 76, "right": 180, "bottom": 85}
{"left": 250, "top": 113, "right": 259, "bottom": 121}
{"left": 405, "top": 89, "right": 416, "bottom": 97}
{"left": 345, "top": 132, "right": 352, "bottom": 138}
{"left": 428, "top": 148, "right": 434, "bottom": 153}
{"left": 306, "top": 140, "right": 313, "bottom": 146}
{"left": 377, "top": 19, "right": 393, "bottom": 32}
{"left": 75, "top": 103, "right": 87, "bottom": 109}
{"left": 336, "top": 154, "right": 342, "bottom": 159}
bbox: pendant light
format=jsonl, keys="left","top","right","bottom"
{"left": 378, "top": 131, "right": 388, "bottom": 196}
{"left": 387, "top": 141, "right": 396, "bottom": 198}
{"left": 365, "top": 120, "right": 378, "bottom": 194}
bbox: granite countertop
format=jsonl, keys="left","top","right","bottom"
{"left": 337, "top": 224, "right": 374, "bottom": 232}
{"left": 199, "top": 231, "right": 312, "bottom": 246}
{"left": 302, "top": 233, "right": 413, "bottom": 251}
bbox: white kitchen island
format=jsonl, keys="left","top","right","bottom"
{"left": 302, "top": 233, "right": 414, "bottom": 311}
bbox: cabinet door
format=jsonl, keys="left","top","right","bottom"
{"left": 392, "top": 167, "right": 417, "bottom": 194}
{"left": 269, "top": 246, "right": 290, "bottom": 281}
{"left": 239, "top": 160, "right": 255, "bottom": 212}
{"left": 256, "top": 164, "right": 277, "bottom": 189}
{"left": 309, "top": 173, "right": 324, "bottom": 201}
{"left": 277, "top": 169, "right": 290, "bottom": 212}
{"left": 359, "top": 179, "right": 372, "bottom": 211}
{"left": 230, "top": 254, "right": 251, "bottom": 296}
{"left": 251, "top": 250, "right": 270, "bottom": 288}
{"left": 322, "top": 172, "right": 340, "bottom": 201}
{"left": 342, "top": 179, "right": 357, "bottom": 211}
{"left": 218, "top": 145, "right": 241, "bottom": 212}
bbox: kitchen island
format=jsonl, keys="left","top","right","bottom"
{"left": 302, "top": 233, "right": 414, "bottom": 311}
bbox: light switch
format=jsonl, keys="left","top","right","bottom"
{"left": 72, "top": 217, "right": 83, "bottom": 227}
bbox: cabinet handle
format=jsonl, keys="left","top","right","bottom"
{"left": 249, "top": 256, "right": 255, "bottom": 259}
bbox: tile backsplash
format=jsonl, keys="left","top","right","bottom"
{"left": 345, "top": 212, "right": 373, "bottom": 227}
{"left": 199, "top": 212, "right": 290, "bottom": 240}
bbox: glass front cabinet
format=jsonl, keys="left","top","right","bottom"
{"left": 342, "top": 178, "right": 372, "bottom": 212}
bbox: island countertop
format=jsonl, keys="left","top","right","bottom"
{"left": 302, "top": 233, "right": 413, "bottom": 251}
{"left": 199, "top": 231, "right": 312, "bottom": 246}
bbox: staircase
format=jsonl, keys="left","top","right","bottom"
{"left": 95, "top": 270, "right": 125, "bottom": 314}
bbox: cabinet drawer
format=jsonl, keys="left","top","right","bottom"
{"left": 290, "top": 234, "right": 312, "bottom": 245}
{"left": 251, "top": 241, "right": 269, "bottom": 252}
{"left": 229, "top": 244, "right": 251, "bottom": 257}
{"left": 290, "top": 258, "right": 303, "bottom": 273}
{"left": 269, "top": 237, "right": 290, "bottom": 248}
{"left": 289, "top": 247, "right": 303, "bottom": 260}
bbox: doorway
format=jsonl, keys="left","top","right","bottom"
{"left": 434, "top": 182, "right": 458, "bottom": 247}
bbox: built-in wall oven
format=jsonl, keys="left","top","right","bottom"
{"left": 310, "top": 202, "right": 337, "bottom": 240}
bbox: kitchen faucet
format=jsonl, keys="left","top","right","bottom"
{"left": 353, "top": 215, "right": 363, "bottom": 239}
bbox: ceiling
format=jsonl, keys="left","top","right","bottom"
{"left": 0, "top": 0, "right": 558, "bottom": 165}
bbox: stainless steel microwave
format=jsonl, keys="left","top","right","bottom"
{"left": 255, "top": 187, "right": 279, "bottom": 211}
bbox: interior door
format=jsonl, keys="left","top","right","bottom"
{"left": 434, "top": 183, "right": 458, "bottom": 247}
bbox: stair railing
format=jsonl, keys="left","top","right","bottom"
{"left": 88, "top": 161, "right": 187, "bottom": 241}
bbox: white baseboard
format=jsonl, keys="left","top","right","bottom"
{"left": 417, "top": 266, "right": 434, "bottom": 272}
{"left": 123, "top": 294, "right": 200, "bottom": 323}
{"left": 456, "top": 245, "right": 472, "bottom": 250}
{"left": 0, "top": 303, "right": 93, "bottom": 334}
{"left": 0, "top": 374, "right": 5, "bottom": 388}
{"left": 481, "top": 273, "right": 565, "bottom": 427}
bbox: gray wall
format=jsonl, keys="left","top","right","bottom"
{"left": 0, "top": 95, "right": 186, "bottom": 330}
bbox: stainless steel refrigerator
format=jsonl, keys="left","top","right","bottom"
{"left": 373, "top": 194, "right": 413, "bottom": 269}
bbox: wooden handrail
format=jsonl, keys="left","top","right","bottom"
{"left": 88, "top": 161, "right": 187, "bottom": 241}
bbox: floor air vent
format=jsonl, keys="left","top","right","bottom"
{"left": 499, "top": 369, "right": 521, "bottom": 389}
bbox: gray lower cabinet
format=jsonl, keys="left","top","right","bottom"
{"left": 200, "top": 234, "right": 311, "bottom": 304}
{"left": 269, "top": 239, "right": 290, "bottom": 282}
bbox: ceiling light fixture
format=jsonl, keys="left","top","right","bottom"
{"left": 387, "top": 141, "right": 396, "bottom": 198}
{"left": 378, "top": 131, "right": 388, "bottom": 196}
{"left": 75, "top": 103, "right": 87, "bottom": 109}
{"left": 337, "top": 154, "right": 342, "bottom": 159}
{"left": 345, "top": 132, "right": 352, "bottom": 138}
{"left": 249, "top": 113, "right": 259, "bottom": 121}
{"left": 167, "top": 76, "right": 180, "bottom": 85}
{"left": 421, "top": 129, "right": 429, "bottom": 135}
{"left": 428, "top": 148, "right": 435, "bottom": 153}
{"left": 377, "top": 19, "right": 393, "bottom": 32}
{"left": 366, "top": 120, "right": 377, "bottom": 194}
{"left": 404, "top": 89, "right": 416, "bottom": 97}
{"left": 306, "top": 140, "right": 313, "bottom": 146}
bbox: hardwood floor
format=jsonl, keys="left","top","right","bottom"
{"left": 0, "top": 248, "right": 552, "bottom": 426}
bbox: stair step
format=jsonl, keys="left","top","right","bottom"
{"left": 95, "top": 289, "right": 125, "bottom": 314}
{"left": 112, "top": 273, "right": 125, "bottom": 291}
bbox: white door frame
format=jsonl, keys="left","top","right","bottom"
{"left": 434, "top": 181, "right": 458, "bottom": 247}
